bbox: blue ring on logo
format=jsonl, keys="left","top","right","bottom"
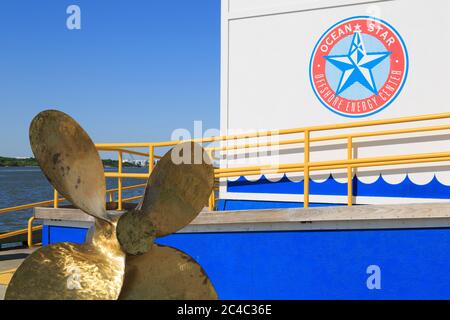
{"left": 309, "top": 16, "right": 409, "bottom": 118}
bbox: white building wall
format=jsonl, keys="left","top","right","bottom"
{"left": 220, "top": 0, "right": 450, "bottom": 204}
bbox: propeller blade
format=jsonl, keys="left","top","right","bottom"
{"left": 119, "top": 244, "right": 218, "bottom": 300}
{"left": 29, "top": 110, "right": 108, "bottom": 221}
{"left": 117, "top": 142, "right": 214, "bottom": 255}
{"left": 5, "top": 220, "right": 126, "bottom": 300}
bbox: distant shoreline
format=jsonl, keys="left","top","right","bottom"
{"left": 0, "top": 157, "right": 145, "bottom": 168}
{"left": 0, "top": 165, "right": 39, "bottom": 168}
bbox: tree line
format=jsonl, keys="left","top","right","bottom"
{"left": 0, "top": 156, "right": 144, "bottom": 168}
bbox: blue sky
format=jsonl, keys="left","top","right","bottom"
{"left": 0, "top": 0, "right": 220, "bottom": 157}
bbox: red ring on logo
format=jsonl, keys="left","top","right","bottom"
{"left": 310, "top": 17, "right": 408, "bottom": 117}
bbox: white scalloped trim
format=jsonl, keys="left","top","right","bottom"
{"left": 310, "top": 173, "right": 332, "bottom": 183}
{"left": 227, "top": 171, "right": 450, "bottom": 186}
{"left": 331, "top": 172, "right": 350, "bottom": 184}
{"left": 356, "top": 173, "right": 380, "bottom": 184}
{"left": 264, "top": 173, "right": 285, "bottom": 182}
{"left": 436, "top": 172, "right": 450, "bottom": 186}
{"left": 241, "top": 174, "right": 263, "bottom": 182}
{"left": 285, "top": 172, "right": 303, "bottom": 182}
{"left": 226, "top": 175, "right": 241, "bottom": 182}
{"left": 407, "top": 172, "right": 435, "bottom": 186}
{"left": 381, "top": 173, "right": 407, "bottom": 185}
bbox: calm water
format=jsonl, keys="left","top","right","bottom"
{"left": 0, "top": 166, "right": 148, "bottom": 233}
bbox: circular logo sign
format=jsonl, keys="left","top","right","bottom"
{"left": 310, "top": 16, "right": 409, "bottom": 118}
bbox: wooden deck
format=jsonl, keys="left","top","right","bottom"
{"left": 2, "top": 202, "right": 450, "bottom": 300}
{"left": 35, "top": 202, "right": 450, "bottom": 232}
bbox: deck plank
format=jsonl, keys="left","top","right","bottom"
{"left": 0, "top": 247, "right": 37, "bottom": 299}
{"left": 35, "top": 202, "right": 450, "bottom": 233}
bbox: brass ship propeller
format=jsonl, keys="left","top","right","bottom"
{"left": 5, "top": 110, "right": 218, "bottom": 300}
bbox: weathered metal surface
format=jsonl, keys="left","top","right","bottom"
{"left": 6, "top": 219, "right": 125, "bottom": 300}
{"left": 119, "top": 244, "right": 218, "bottom": 300}
{"left": 117, "top": 142, "right": 214, "bottom": 255}
{"left": 29, "top": 110, "right": 108, "bottom": 221}
{"left": 116, "top": 141, "right": 217, "bottom": 299}
{"left": 6, "top": 111, "right": 126, "bottom": 300}
{"left": 7, "top": 110, "right": 217, "bottom": 300}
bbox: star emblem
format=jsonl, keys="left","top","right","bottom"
{"left": 324, "top": 32, "right": 392, "bottom": 96}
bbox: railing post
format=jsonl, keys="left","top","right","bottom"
{"left": 118, "top": 151, "right": 123, "bottom": 210}
{"left": 347, "top": 136, "right": 353, "bottom": 206}
{"left": 149, "top": 144, "right": 155, "bottom": 174}
{"left": 27, "top": 216, "right": 35, "bottom": 248}
{"left": 53, "top": 189, "right": 59, "bottom": 208}
{"left": 208, "top": 191, "right": 215, "bottom": 211}
{"left": 304, "top": 130, "right": 310, "bottom": 208}
{"left": 208, "top": 149, "right": 215, "bottom": 211}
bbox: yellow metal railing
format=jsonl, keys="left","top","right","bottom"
{"left": 96, "top": 111, "right": 450, "bottom": 209}
{"left": 0, "top": 268, "right": 16, "bottom": 285}
{"left": 2, "top": 111, "right": 450, "bottom": 246}
{"left": 1, "top": 183, "right": 147, "bottom": 247}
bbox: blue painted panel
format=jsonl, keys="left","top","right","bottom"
{"left": 227, "top": 174, "right": 450, "bottom": 199}
{"left": 42, "top": 225, "right": 50, "bottom": 246}
{"left": 44, "top": 226, "right": 89, "bottom": 245}
{"left": 157, "top": 228, "right": 450, "bottom": 300}
{"left": 217, "top": 199, "right": 345, "bottom": 211}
